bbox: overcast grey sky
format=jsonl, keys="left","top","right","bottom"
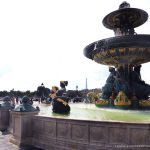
{"left": 0, "top": 0, "right": 150, "bottom": 91}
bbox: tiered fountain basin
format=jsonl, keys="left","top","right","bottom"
{"left": 84, "top": 34, "right": 150, "bottom": 66}
{"left": 30, "top": 103, "right": 150, "bottom": 149}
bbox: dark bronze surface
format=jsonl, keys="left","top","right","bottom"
{"left": 84, "top": 2, "right": 150, "bottom": 108}
{"left": 84, "top": 34, "right": 150, "bottom": 66}
{"left": 103, "top": 8, "right": 148, "bottom": 30}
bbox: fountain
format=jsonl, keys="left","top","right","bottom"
{"left": 84, "top": 1, "right": 150, "bottom": 109}
{"left": 3, "top": 2, "right": 150, "bottom": 150}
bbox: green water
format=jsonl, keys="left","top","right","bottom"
{"left": 37, "top": 103, "right": 150, "bottom": 123}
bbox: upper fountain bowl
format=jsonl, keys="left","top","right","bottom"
{"left": 103, "top": 8, "right": 148, "bottom": 30}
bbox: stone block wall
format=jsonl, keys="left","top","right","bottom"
{"left": 10, "top": 111, "right": 39, "bottom": 146}
{"left": 0, "top": 108, "right": 149, "bottom": 150}
{"left": 1, "top": 106, "right": 149, "bottom": 150}
{"left": 31, "top": 116, "right": 150, "bottom": 150}
{"left": 0, "top": 109, "right": 10, "bottom": 131}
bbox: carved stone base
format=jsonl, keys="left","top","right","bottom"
{"left": 31, "top": 116, "right": 150, "bottom": 150}
{"left": 10, "top": 111, "right": 39, "bottom": 147}
{"left": 0, "top": 108, "right": 10, "bottom": 131}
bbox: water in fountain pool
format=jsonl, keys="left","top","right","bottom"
{"left": 1, "top": 100, "right": 150, "bottom": 122}
{"left": 33, "top": 102, "right": 150, "bottom": 123}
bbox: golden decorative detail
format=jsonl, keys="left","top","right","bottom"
{"left": 93, "top": 46, "right": 150, "bottom": 66}
{"left": 95, "top": 100, "right": 109, "bottom": 105}
{"left": 119, "top": 48, "right": 125, "bottom": 53}
{"left": 129, "top": 48, "right": 136, "bottom": 52}
{"left": 101, "top": 51, "right": 107, "bottom": 56}
{"left": 109, "top": 49, "right": 116, "bottom": 54}
{"left": 139, "top": 99, "right": 150, "bottom": 107}
{"left": 139, "top": 48, "right": 145, "bottom": 51}
{"left": 114, "top": 91, "right": 131, "bottom": 106}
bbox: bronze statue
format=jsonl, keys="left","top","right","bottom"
{"left": 50, "top": 81, "right": 70, "bottom": 114}
{"left": 84, "top": 2, "right": 150, "bottom": 109}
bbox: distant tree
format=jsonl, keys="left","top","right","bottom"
{"left": 66, "top": 90, "right": 83, "bottom": 98}
{"left": 25, "top": 90, "right": 31, "bottom": 97}
{"left": 15, "top": 90, "right": 24, "bottom": 97}
{"left": 36, "top": 83, "right": 50, "bottom": 98}
{"left": 30, "top": 91, "right": 37, "bottom": 97}
{"left": 0, "top": 91, "right": 8, "bottom": 97}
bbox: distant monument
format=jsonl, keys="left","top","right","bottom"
{"left": 84, "top": 1, "right": 150, "bottom": 109}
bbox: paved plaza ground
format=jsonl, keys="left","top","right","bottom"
{"left": 0, "top": 131, "right": 43, "bottom": 150}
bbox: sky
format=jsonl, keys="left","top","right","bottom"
{"left": 0, "top": 0, "right": 150, "bottom": 91}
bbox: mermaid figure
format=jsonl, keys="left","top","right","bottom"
{"left": 50, "top": 81, "right": 70, "bottom": 114}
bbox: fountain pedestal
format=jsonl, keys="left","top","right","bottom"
{"left": 10, "top": 111, "right": 39, "bottom": 146}
{"left": 0, "top": 96, "right": 14, "bottom": 131}
{"left": 0, "top": 108, "right": 10, "bottom": 131}
{"left": 10, "top": 96, "right": 39, "bottom": 146}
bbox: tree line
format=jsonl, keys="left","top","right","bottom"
{"left": 0, "top": 86, "right": 101, "bottom": 99}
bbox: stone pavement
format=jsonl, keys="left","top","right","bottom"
{"left": 0, "top": 131, "right": 43, "bottom": 150}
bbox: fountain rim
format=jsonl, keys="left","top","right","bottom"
{"left": 36, "top": 114, "right": 150, "bottom": 124}
{"left": 84, "top": 34, "right": 150, "bottom": 60}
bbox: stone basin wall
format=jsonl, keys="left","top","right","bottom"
{"left": 31, "top": 116, "right": 150, "bottom": 150}
{"left": 1, "top": 108, "right": 150, "bottom": 150}
{"left": 0, "top": 108, "right": 10, "bottom": 131}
